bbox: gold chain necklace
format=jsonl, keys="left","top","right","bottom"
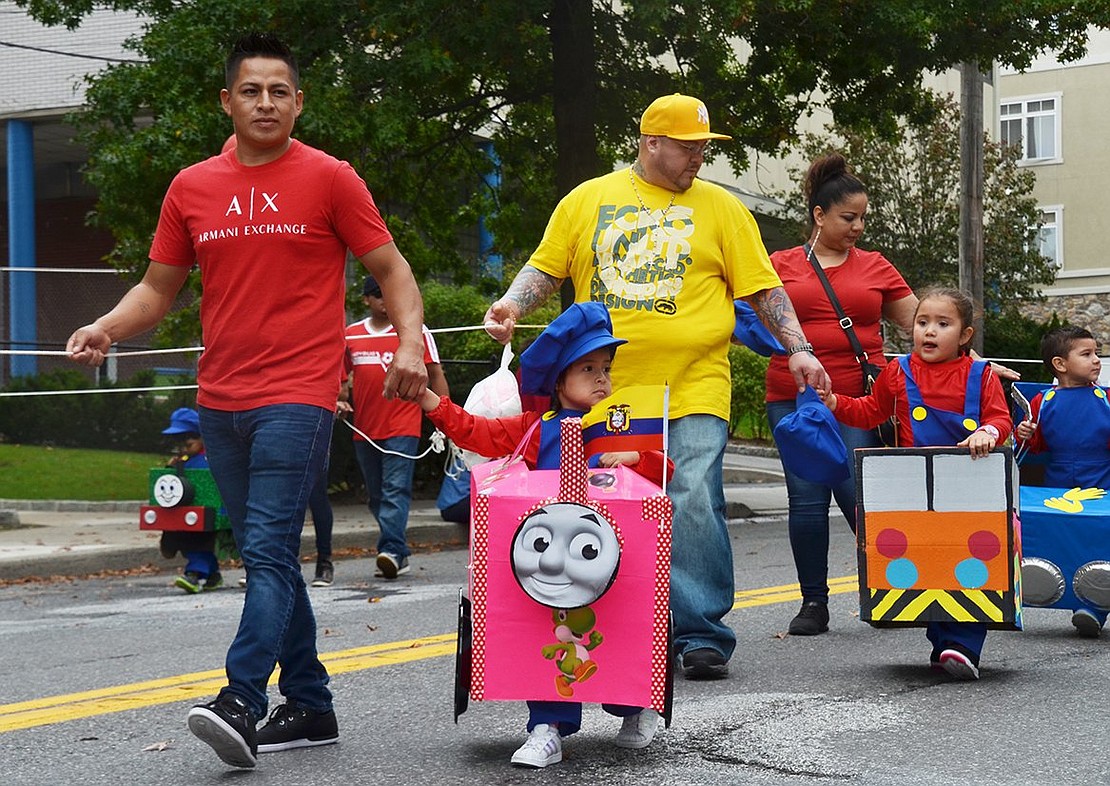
{"left": 628, "top": 166, "right": 676, "bottom": 231}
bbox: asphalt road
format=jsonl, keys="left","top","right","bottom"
{"left": 2, "top": 519, "right": 1106, "bottom": 786}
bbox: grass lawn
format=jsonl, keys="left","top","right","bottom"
{"left": 0, "top": 444, "right": 164, "bottom": 501}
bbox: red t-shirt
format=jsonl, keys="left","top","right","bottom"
{"left": 834, "top": 354, "right": 1012, "bottom": 446}
{"left": 764, "top": 246, "right": 912, "bottom": 401}
{"left": 345, "top": 320, "right": 439, "bottom": 440}
{"left": 149, "top": 141, "right": 393, "bottom": 411}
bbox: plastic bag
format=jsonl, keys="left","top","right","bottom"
{"left": 458, "top": 344, "right": 522, "bottom": 468}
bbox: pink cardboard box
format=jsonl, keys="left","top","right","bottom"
{"left": 459, "top": 419, "right": 673, "bottom": 716}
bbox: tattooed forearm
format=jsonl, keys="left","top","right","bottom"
{"left": 503, "top": 265, "right": 563, "bottom": 318}
{"left": 746, "top": 286, "right": 807, "bottom": 347}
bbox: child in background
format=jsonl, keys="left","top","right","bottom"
{"left": 1015, "top": 325, "right": 1110, "bottom": 637}
{"left": 159, "top": 407, "right": 222, "bottom": 593}
{"left": 420, "top": 302, "right": 671, "bottom": 768}
{"left": 824, "top": 287, "right": 1012, "bottom": 680}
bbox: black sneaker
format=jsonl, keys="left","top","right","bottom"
{"left": 187, "top": 692, "right": 258, "bottom": 768}
{"left": 256, "top": 702, "right": 339, "bottom": 753}
{"left": 312, "top": 559, "right": 334, "bottom": 588}
{"left": 680, "top": 647, "right": 729, "bottom": 680}
{"left": 788, "top": 601, "right": 830, "bottom": 636}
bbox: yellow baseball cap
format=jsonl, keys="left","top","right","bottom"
{"left": 639, "top": 93, "right": 731, "bottom": 141}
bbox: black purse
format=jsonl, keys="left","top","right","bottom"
{"left": 804, "top": 244, "right": 898, "bottom": 447}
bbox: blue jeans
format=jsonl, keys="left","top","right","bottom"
{"left": 926, "top": 621, "right": 987, "bottom": 660}
{"left": 668, "top": 414, "right": 735, "bottom": 659}
{"left": 184, "top": 550, "right": 219, "bottom": 577}
{"left": 198, "top": 404, "right": 334, "bottom": 718}
{"left": 307, "top": 467, "right": 333, "bottom": 560}
{"left": 353, "top": 437, "right": 418, "bottom": 557}
{"left": 526, "top": 700, "right": 642, "bottom": 736}
{"left": 767, "top": 400, "right": 880, "bottom": 605}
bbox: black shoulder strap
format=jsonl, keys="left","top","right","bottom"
{"left": 804, "top": 244, "right": 868, "bottom": 366}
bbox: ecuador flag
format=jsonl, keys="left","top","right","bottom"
{"left": 581, "top": 385, "right": 669, "bottom": 458}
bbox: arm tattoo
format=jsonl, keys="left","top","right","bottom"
{"left": 504, "top": 266, "right": 562, "bottom": 318}
{"left": 749, "top": 286, "right": 806, "bottom": 346}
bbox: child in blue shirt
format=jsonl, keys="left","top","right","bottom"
{"left": 1015, "top": 325, "right": 1110, "bottom": 636}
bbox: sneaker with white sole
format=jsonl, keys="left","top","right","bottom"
{"left": 311, "top": 559, "right": 334, "bottom": 588}
{"left": 614, "top": 709, "right": 660, "bottom": 749}
{"left": 256, "top": 702, "right": 339, "bottom": 753}
{"left": 938, "top": 647, "right": 980, "bottom": 680}
{"left": 1072, "top": 608, "right": 1103, "bottom": 638}
{"left": 510, "top": 723, "right": 562, "bottom": 768}
{"left": 375, "top": 552, "right": 410, "bottom": 580}
{"left": 187, "top": 692, "right": 258, "bottom": 768}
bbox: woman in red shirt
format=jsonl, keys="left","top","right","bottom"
{"left": 765, "top": 154, "right": 917, "bottom": 636}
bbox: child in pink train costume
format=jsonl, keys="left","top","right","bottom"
{"left": 1015, "top": 325, "right": 1110, "bottom": 637}
{"left": 419, "top": 301, "right": 672, "bottom": 768}
{"left": 824, "top": 287, "right": 1012, "bottom": 680}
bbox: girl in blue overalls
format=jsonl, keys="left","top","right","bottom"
{"left": 826, "top": 287, "right": 1013, "bottom": 680}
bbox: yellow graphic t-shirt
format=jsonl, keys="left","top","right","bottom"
{"left": 528, "top": 168, "right": 781, "bottom": 420}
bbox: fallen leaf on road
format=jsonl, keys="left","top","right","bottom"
{"left": 143, "top": 741, "right": 173, "bottom": 752}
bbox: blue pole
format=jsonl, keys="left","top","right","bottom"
{"left": 8, "top": 119, "right": 37, "bottom": 377}
{"left": 478, "top": 140, "right": 503, "bottom": 281}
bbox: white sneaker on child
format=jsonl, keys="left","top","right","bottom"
{"left": 614, "top": 709, "right": 660, "bottom": 749}
{"left": 510, "top": 724, "right": 562, "bottom": 768}
{"left": 938, "top": 648, "right": 980, "bottom": 680}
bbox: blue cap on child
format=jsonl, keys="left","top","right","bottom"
{"left": 163, "top": 407, "right": 201, "bottom": 435}
{"left": 520, "top": 302, "right": 627, "bottom": 396}
{"left": 772, "top": 387, "right": 851, "bottom": 485}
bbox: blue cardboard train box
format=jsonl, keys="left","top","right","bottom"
{"left": 1020, "top": 485, "right": 1110, "bottom": 615}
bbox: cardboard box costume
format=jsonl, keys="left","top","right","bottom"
{"left": 139, "top": 467, "right": 229, "bottom": 534}
{"left": 454, "top": 418, "right": 674, "bottom": 722}
{"left": 1020, "top": 485, "right": 1110, "bottom": 614}
{"left": 856, "top": 447, "right": 1022, "bottom": 630}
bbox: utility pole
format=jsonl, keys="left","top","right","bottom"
{"left": 959, "top": 61, "right": 986, "bottom": 353}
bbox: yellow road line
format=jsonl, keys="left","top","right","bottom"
{"left": 1, "top": 577, "right": 859, "bottom": 733}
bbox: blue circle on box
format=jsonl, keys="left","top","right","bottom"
{"left": 955, "top": 558, "right": 989, "bottom": 589}
{"left": 886, "top": 558, "right": 918, "bottom": 589}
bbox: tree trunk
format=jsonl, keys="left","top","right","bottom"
{"left": 550, "top": 0, "right": 603, "bottom": 310}
{"left": 959, "top": 61, "right": 985, "bottom": 353}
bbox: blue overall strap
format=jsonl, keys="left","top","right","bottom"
{"left": 536, "top": 409, "right": 599, "bottom": 471}
{"left": 962, "top": 360, "right": 988, "bottom": 425}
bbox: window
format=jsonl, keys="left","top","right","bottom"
{"left": 1000, "top": 94, "right": 1062, "bottom": 164}
{"left": 1036, "top": 206, "right": 1063, "bottom": 268}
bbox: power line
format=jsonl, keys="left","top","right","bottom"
{"left": 0, "top": 39, "right": 145, "bottom": 64}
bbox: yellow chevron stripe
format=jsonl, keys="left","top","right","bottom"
{"left": 897, "top": 590, "right": 976, "bottom": 622}
{"left": 868, "top": 588, "right": 900, "bottom": 618}
{"left": 962, "top": 590, "right": 1005, "bottom": 623}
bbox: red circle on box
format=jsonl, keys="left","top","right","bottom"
{"left": 967, "top": 530, "right": 1001, "bottom": 561}
{"left": 875, "top": 528, "right": 908, "bottom": 558}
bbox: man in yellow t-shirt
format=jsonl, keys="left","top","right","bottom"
{"left": 484, "top": 94, "right": 828, "bottom": 682}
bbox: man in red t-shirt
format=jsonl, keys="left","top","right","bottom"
{"left": 345, "top": 275, "right": 449, "bottom": 579}
{"left": 66, "top": 33, "right": 428, "bottom": 770}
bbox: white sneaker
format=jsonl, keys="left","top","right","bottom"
{"left": 510, "top": 724, "right": 562, "bottom": 768}
{"left": 614, "top": 709, "right": 660, "bottom": 749}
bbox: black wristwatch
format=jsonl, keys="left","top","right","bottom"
{"left": 786, "top": 342, "right": 815, "bottom": 356}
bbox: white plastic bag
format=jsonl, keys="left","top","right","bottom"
{"left": 458, "top": 343, "right": 522, "bottom": 468}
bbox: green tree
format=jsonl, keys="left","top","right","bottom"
{"left": 775, "top": 95, "right": 1057, "bottom": 347}
{"left": 18, "top": 0, "right": 1108, "bottom": 318}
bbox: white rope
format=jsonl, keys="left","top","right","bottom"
{"left": 0, "top": 384, "right": 198, "bottom": 398}
{"left": 0, "top": 267, "right": 122, "bottom": 274}
{"left": 0, "top": 346, "right": 203, "bottom": 357}
{"left": 338, "top": 417, "right": 445, "bottom": 459}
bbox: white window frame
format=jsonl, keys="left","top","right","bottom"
{"left": 999, "top": 92, "right": 1063, "bottom": 166}
{"left": 1035, "top": 205, "right": 1063, "bottom": 269}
